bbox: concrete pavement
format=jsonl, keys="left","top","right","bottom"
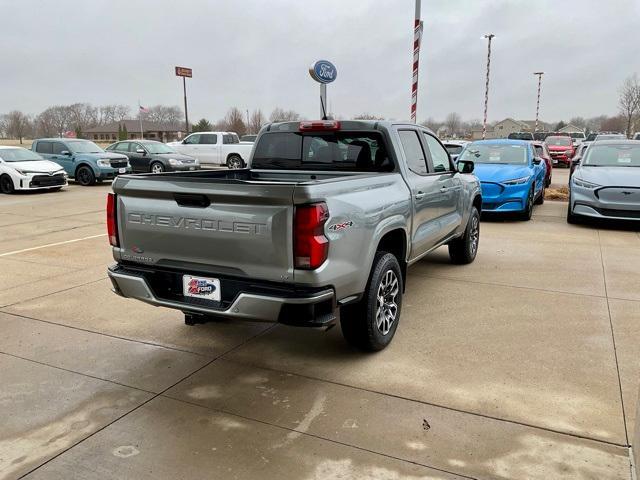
{"left": 0, "top": 183, "right": 638, "bottom": 479}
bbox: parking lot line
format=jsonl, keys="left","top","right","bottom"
{"left": 0, "top": 233, "right": 106, "bottom": 257}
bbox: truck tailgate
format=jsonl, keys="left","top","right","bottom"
{"left": 113, "top": 177, "right": 295, "bottom": 282}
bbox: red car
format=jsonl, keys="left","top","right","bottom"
{"left": 532, "top": 141, "right": 553, "bottom": 186}
{"left": 544, "top": 135, "right": 575, "bottom": 167}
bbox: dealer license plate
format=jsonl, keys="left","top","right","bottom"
{"left": 183, "top": 275, "right": 221, "bottom": 301}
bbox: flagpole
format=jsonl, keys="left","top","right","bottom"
{"left": 138, "top": 100, "right": 144, "bottom": 140}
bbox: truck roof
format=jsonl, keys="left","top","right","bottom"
{"left": 265, "top": 120, "right": 436, "bottom": 136}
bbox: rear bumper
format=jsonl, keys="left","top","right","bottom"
{"left": 107, "top": 264, "right": 336, "bottom": 325}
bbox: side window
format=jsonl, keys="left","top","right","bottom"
{"left": 52, "top": 143, "right": 66, "bottom": 155}
{"left": 35, "top": 141, "right": 53, "bottom": 154}
{"left": 200, "top": 134, "right": 217, "bottom": 144}
{"left": 398, "top": 130, "right": 428, "bottom": 175}
{"left": 117, "top": 142, "right": 130, "bottom": 152}
{"left": 184, "top": 134, "right": 201, "bottom": 145}
{"left": 422, "top": 133, "right": 451, "bottom": 172}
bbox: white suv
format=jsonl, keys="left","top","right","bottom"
{"left": 0, "top": 146, "right": 67, "bottom": 194}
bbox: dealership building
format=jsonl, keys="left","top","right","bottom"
{"left": 83, "top": 120, "right": 184, "bottom": 142}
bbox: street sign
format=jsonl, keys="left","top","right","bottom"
{"left": 175, "top": 66, "right": 192, "bottom": 78}
{"left": 308, "top": 60, "right": 337, "bottom": 84}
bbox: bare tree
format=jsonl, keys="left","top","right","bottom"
{"left": 600, "top": 115, "right": 626, "bottom": 133}
{"left": 0, "top": 114, "right": 8, "bottom": 138}
{"left": 444, "top": 112, "right": 461, "bottom": 137}
{"left": 146, "top": 105, "right": 183, "bottom": 126}
{"left": 67, "top": 103, "right": 98, "bottom": 135}
{"left": 618, "top": 74, "right": 640, "bottom": 137}
{"left": 353, "top": 113, "right": 384, "bottom": 120}
{"left": 35, "top": 106, "right": 70, "bottom": 137}
{"left": 5, "top": 111, "right": 32, "bottom": 144}
{"left": 269, "top": 108, "right": 300, "bottom": 122}
{"left": 222, "top": 107, "right": 246, "bottom": 136}
{"left": 248, "top": 109, "right": 266, "bottom": 134}
{"left": 569, "top": 117, "right": 586, "bottom": 129}
{"left": 421, "top": 117, "right": 442, "bottom": 132}
{"left": 114, "top": 104, "right": 130, "bottom": 122}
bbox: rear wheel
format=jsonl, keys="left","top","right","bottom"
{"left": 448, "top": 207, "right": 480, "bottom": 264}
{"left": 75, "top": 166, "right": 96, "bottom": 186}
{"left": 226, "top": 155, "right": 244, "bottom": 169}
{"left": 151, "top": 162, "right": 165, "bottom": 174}
{"left": 0, "top": 175, "right": 15, "bottom": 194}
{"left": 340, "top": 252, "right": 403, "bottom": 352}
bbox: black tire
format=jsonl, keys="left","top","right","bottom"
{"left": 0, "top": 175, "right": 15, "bottom": 194}
{"left": 150, "top": 161, "right": 165, "bottom": 174}
{"left": 340, "top": 251, "right": 403, "bottom": 352}
{"left": 226, "top": 154, "right": 244, "bottom": 169}
{"left": 448, "top": 207, "right": 480, "bottom": 264}
{"left": 49, "top": 187, "right": 63, "bottom": 192}
{"left": 75, "top": 165, "right": 96, "bottom": 186}
{"left": 535, "top": 186, "right": 545, "bottom": 205}
{"left": 520, "top": 186, "right": 534, "bottom": 221}
{"left": 566, "top": 198, "right": 579, "bottom": 224}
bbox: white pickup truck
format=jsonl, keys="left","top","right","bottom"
{"left": 167, "top": 132, "right": 253, "bottom": 168}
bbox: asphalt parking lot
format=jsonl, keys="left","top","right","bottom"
{"left": 1, "top": 183, "right": 639, "bottom": 480}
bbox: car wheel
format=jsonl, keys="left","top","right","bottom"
{"left": 0, "top": 175, "right": 15, "bottom": 194}
{"left": 151, "top": 162, "right": 165, "bottom": 174}
{"left": 535, "top": 185, "right": 545, "bottom": 205}
{"left": 340, "top": 251, "right": 403, "bottom": 352}
{"left": 448, "top": 207, "right": 480, "bottom": 264}
{"left": 75, "top": 166, "right": 96, "bottom": 186}
{"left": 566, "top": 197, "right": 579, "bottom": 224}
{"left": 520, "top": 186, "right": 534, "bottom": 221}
{"left": 226, "top": 155, "right": 244, "bottom": 169}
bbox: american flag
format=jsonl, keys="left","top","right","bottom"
{"left": 139, "top": 105, "right": 149, "bottom": 113}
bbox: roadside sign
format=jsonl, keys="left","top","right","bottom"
{"left": 175, "top": 66, "right": 192, "bottom": 78}
{"left": 308, "top": 60, "right": 337, "bottom": 84}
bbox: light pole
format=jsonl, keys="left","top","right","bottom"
{"left": 533, "top": 72, "right": 544, "bottom": 132}
{"left": 481, "top": 34, "right": 495, "bottom": 140}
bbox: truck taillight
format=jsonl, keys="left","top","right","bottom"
{"left": 294, "top": 203, "right": 329, "bottom": 269}
{"left": 106, "top": 193, "right": 119, "bottom": 247}
{"left": 299, "top": 120, "right": 340, "bottom": 131}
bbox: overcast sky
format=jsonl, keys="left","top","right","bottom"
{"left": 2, "top": 0, "right": 638, "bottom": 123}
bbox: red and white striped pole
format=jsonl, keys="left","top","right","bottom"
{"left": 482, "top": 34, "right": 495, "bottom": 140}
{"left": 410, "top": 0, "right": 423, "bottom": 124}
{"left": 533, "top": 72, "right": 544, "bottom": 132}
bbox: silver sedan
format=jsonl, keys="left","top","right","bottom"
{"left": 568, "top": 140, "right": 640, "bottom": 222}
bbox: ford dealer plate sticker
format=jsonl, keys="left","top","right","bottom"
{"left": 183, "top": 275, "right": 221, "bottom": 301}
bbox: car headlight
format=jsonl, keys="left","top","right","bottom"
{"left": 564, "top": 150, "right": 573, "bottom": 156}
{"left": 572, "top": 177, "right": 600, "bottom": 189}
{"left": 97, "top": 159, "right": 111, "bottom": 167}
{"left": 13, "top": 168, "right": 26, "bottom": 176}
{"left": 503, "top": 176, "right": 530, "bottom": 185}
{"left": 168, "top": 158, "right": 182, "bottom": 166}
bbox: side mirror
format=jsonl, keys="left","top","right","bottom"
{"left": 572, "top": 156, "right": 581, "bottom": 165}
{"left": 136, "top": 148, "right": 146, "bottom": 155}
{"left": 61, "top": 150, "right": 71, "bottom": 156}
{"left": 533, "top": 157, "right": 542, "bottom": 165}
{"left": 457, "top": 160, "right": 474, "bottom": 174}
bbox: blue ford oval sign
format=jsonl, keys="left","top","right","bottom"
{"left": 309, "top": 60, "right": 337, "bottom": 84}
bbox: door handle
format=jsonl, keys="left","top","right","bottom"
{"left": 415, "top": 191, "right": 426, "bottom": 200}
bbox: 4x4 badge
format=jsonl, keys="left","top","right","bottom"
{"left": 328, "top": 221, "right": 353, "bottom": 231}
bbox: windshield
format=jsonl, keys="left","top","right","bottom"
{"left": 583, "top": 144, "right": 640, "bottom": 167}
{"left": 459, "top": 144, "right": 528, "bottom": 165}
{"left": 508, "top": 132, "right": 533, "bottom": 140}
{"left": 252, "top": 131, "right": 392, "bottom": 171}
{"left": 0, "top": 148, "right": 44, "bottom": 162}
{"left": 67, "top": 141, "right": 104, "bottom": 153}
{"left": 586, "top": 133, "right": 597, "bottom": 141}
{"left": 445, "top": 145, "right": 464, "bottom": 155}
{"left": 545, "top": 136, "right": 572, "bottom": 146}
{"left": 570, "top": 132, "right": 585, "bottom": 139}
{"left": 144, "top": 143, "right": 175, "bottom": 154}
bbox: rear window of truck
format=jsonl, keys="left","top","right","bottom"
{"left": 252, "top": 132, "right": 392, "bottom": 171}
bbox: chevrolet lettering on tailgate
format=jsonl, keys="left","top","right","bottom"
{"left": 127, "top": 213, "right": 268, "bottom": 234}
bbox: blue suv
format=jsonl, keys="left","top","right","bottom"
{"left": 32, "top": 139, "right": 131, "bottom": 186}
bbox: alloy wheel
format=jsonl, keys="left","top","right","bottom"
{"left": 376, "top": 270, "right": 399, "bottom": 335}
{"left": 469, "top": 215, "right": 480, "bottom": 257}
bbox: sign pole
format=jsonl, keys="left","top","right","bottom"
{"left": 410, "top": 0, "right": 423, "bottom": 124}
{"left": 320, "top": 83, "right": 327, "bottom": 119}
{"left": 309, "top": 60, "right": 337, "bottom": 120}
{"left": 533, "top": 72, "right": 544, "bottom": 132}
{"left": 183, "top": 76, "right": 189, "bottom": 134}
{"left": 482, "top": 34, "right": 495, "bottom": 140}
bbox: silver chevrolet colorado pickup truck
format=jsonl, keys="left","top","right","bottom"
{"left": 107, "top": 120, "right": 482, "bottom": 351}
